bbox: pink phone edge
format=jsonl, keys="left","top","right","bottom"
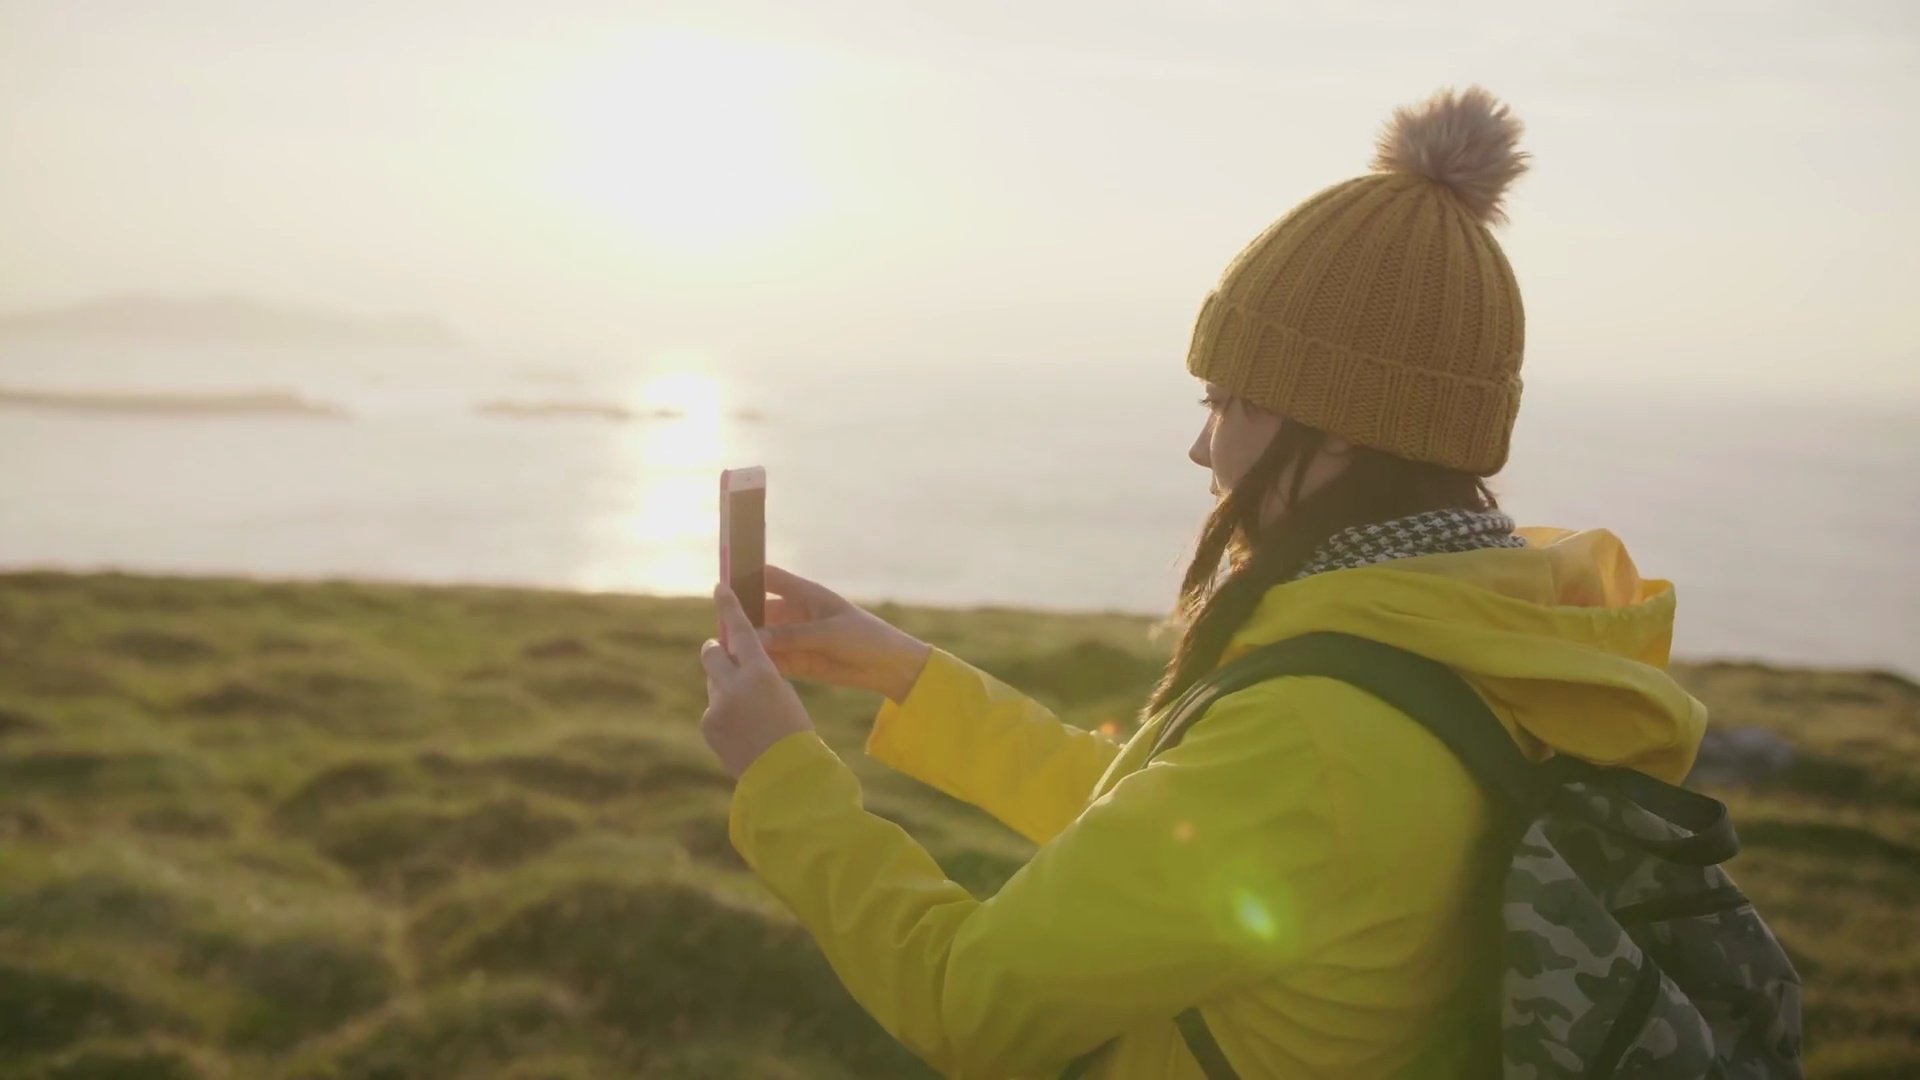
{"left": 717, "top": 466, "right": 766, "bottom": 652}
{"left": 718, "top": 469, "right": 732, "bottom": 650}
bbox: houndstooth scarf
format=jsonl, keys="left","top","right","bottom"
{"left": 1291, "top": 508, "right": 1527, "bottom": 581}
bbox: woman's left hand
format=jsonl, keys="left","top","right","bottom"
{"left": 700, "top": 583, "right": 816, "bottom": 780}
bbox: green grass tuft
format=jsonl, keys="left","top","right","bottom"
{"left": 187, "top": 933, "right": 396, "bottom": 1050}
{"left": 311, "top": 795, "right": 581, "bottom": 899}
{"left": 22, "top": 1038, "right": 219, "bottom": 1080}
{"left": 0, "top": 962, "right": 172, "bottom": 1057}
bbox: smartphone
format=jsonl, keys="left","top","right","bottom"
{"left": 718, "top": 466, "right": 767, "bottom": 650}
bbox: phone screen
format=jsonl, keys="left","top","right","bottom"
{"left": 727, "top": 482, "right": 766, "bottom": 627}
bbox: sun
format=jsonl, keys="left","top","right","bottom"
{"left": 544, "top": 28, "right": 824, "bottom": 251}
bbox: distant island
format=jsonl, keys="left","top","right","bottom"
{"left": 0, "top": 386, "right": 346, "bottom": 418}
{"left": 0, "top": 295, "right": 461, "bottom": 348}
{"left": 474, "top": 400, "right": 771, "bottom": 424}
{"left": 476, "top": 400, "right": 683, "bottom": 423}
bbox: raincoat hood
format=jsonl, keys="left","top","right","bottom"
{"left": 1223, "top": 526, "right": 1707, "bottom": 783}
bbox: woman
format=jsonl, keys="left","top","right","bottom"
{"left": 698, "top": 86, "right": 1706, "bottom": 1078}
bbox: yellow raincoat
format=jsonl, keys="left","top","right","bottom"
{"left": 728, "top": 529, "right": 1708, "bottom": 1078}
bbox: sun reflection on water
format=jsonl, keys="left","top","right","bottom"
{"left": 575, "top": 367, "right": 733, "bottom": 596}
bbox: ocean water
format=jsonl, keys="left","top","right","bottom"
{"left": 2, "top": 341, "right": 1915, "bottom": 676}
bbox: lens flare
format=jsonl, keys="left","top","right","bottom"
{"left": 1233, "top": 890, "right": 1278, "bottom": 942}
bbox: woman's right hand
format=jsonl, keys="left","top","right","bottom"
{"left": 756, "top": 565, "right": 932, "bottom": 703}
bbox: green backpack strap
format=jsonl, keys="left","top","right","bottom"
{"left": 1058, "top": 631, "right": 1540, "bottom": 1080}
{"left": 1152, "top": 631, "right": 1548, "bottom": 811}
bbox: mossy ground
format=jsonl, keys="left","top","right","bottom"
{"left": 0, "top": 572, "right": 1913, "bottom": 1077}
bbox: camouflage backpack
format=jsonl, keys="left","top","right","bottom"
{"left": 1061, "top": 632, "right": 1803, "bottom": 1080}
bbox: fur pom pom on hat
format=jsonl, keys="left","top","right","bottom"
{"left": 1372, "top": 85, "right": 1530, "bottom": 226}
{"left": 1186, "top": 85, "right": 1531, "bottom": 475}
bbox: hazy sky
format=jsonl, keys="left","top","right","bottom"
{"left": 3, "top": 0, "right": 1916, "bottom": 398}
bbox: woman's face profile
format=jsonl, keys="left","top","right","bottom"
{"left": 1189, "top": 381, "right": 1284, "bottom": 497}
{"left": 1189, "top": 381, "right": 1349, "bottom": 517}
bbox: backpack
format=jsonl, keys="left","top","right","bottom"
{"left": 1061, "top": 632, "right": 1803, "bottom": 1079}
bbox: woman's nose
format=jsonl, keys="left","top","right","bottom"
{"left": 1189, "top": 429, "right": 1210, "bottom": 469}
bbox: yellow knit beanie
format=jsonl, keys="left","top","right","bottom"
{"left": 1186, "top": 86, "right": 1530, "bottom": 476}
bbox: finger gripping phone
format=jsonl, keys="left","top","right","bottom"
{"left": 718, "top": 466, "right": 767, "bottom": 648}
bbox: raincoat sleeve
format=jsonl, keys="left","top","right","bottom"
{"left": 865, "top": 647, "right": 1123, "bottom": 846}
{"left": 729, "top": 685, "right": 1344, "bottom": 1080}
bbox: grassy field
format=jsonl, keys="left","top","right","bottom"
{"left": 0, "top": 572, "right": 1913, "bottom": 1078}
